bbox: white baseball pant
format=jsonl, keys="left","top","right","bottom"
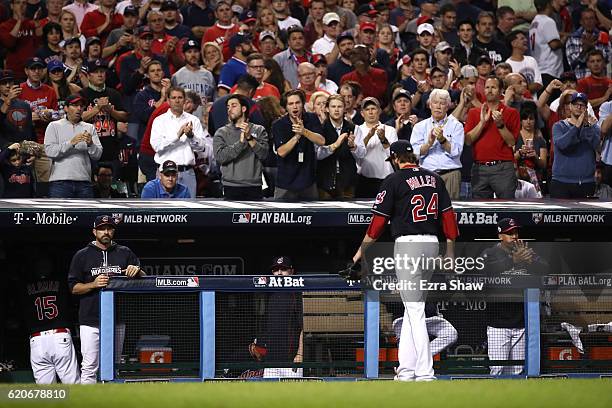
{"left": 263, "top": 368, "right": 303, "bottom": 378}
{"left": 394, "top": 235, "right": 439, "bottom": 382}
{"left": 30, "top": 331, "right": 80, "bottom": 384}
{"left": 79, "top": 323, "right": 126, "bottom": 384}
{"left": 487, "top": 326, "right": 525, "bottom": 375}
{"left": 393, "top": 316, "right": 459, "bottom": 356}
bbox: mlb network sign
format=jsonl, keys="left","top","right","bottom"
{"left": 155, "top": 277, "right": 200, "bottom": 288}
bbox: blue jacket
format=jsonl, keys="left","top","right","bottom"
{"left": 141, "top": 178, "right": 191, "bottom": 198}
{"left": 552, "top": 120, "right": 600, "bottom": 184}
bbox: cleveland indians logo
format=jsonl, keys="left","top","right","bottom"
{"left": 375, "top": 190, "right": 386, "bottom": 205}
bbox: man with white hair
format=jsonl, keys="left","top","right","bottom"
{"left": 410, "top": 89, "right": 464, "bottom": 199}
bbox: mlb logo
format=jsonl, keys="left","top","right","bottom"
{"left": 112, "top": 213, "right": 124, "bottom": 224}
{"left": 532, "top": 213, "right": 543, "bottom": 224}
{"left": 253, "top": 277, "right": 268, "bottom": 287}
{"left": 545, "top": 276, "right": 558, "bottom": 285}
{"left": 232, "top": 213, "right": 251, "bottom": 223}
{"left": 187, "top": 277, "right": 199, "bottom": 287}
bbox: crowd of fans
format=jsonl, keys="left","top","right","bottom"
{"left": 0, "top": 0, "right": 610, "bottom": 200}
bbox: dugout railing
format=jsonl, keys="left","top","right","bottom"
{"left": 99, "top": 275, "right": 612, "bottom": 382}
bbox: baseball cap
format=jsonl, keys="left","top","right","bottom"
{"left": 65, "top": 94, "right": 86, "bottom": 106}
{"left": 231, "top": 4, "right": 243, "bottom": 15}
{"left": 137, "top": 26, "right": 154, "bottom": 38}
{"left": 435, "top": 41, "right": 452, "bottom": 53}
{"left": 460, "top": 65, "right": 478, "bottom": 79}
{"left": 160, "top": 0, "right": 178, "bottom": 11}
{"left": 560, "top": 72, "right": 578, "bottom": 83}
{"left": 386, "top": 140, "right": 414, "bottom": 161}
{"left": 393, "top": 89, "right": 412, "bottom": 102}
{"left": 123, "top": 5, "right": 138, "bottom": 16}
{"left": 360, "top": 21, "right": 376, "bottom": 32}
{"left": 87, "top": 59, "right": 108, "bottom": 72}
{"left": 259, "top": 30, "right": 276, "bottom": 42}
{"left": 271, "top": 256, "right": 293, "bottom": 270}
{"left": 497, "top": 218, "right": 520, "bottom": 234}
{"left": 63, "top": 37, "right": 81, "bottom": 48}
{"left": 312, "top": 54, "right": 327, "bottom": 66}
{"left": 357, "top": 3, "right": 377, "bottom": 16}
{"left": 229, "top": 32, "right": 251, "bottom": 51}
{"left": 336, "top": 32, "right": 354, "bottom": 44}
{"left": 26, "top": 57, "right": 46, "bottom": 69}
{"left": 322, "top": 12, "right": 340, "bottom": 26}
{"left": 85, "top": 36, "right": 101, "bottom": 47}
{"left": 477, "top": 54, "right": 492, "bottom": 66}
{"left": 94, "top": 215, "right": 117, "bottom": 229}
{"left": 240, "top": 10, "right": 256, "bottom": 23}
{"left": 397, "top": 54, "right": 411, "bottom": 70}
{"left": 160, "top": 160, "right": 178, "bottom": 174}
{"left": 0, "top": 70, "right": 15, "bottom": 82}
{"left": 47, "top": 59, "right": 64, "bottom": 73}
{"left": 183, "top": 39, "right": 199, "bottom": 53}
{"left": 361, "top": 96, "right": 380, "bottom": 109}
{"left": 570, "top": 92, "right": 588, "bottom": 104}
{"left": 417, "top": 23, "right": 434, "bottom": 35}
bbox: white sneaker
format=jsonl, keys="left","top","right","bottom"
{"left": 415, "top": 376, "right": 436, "bottom": 382}
{"left": 392, "top": 318, "right": 403, "bottom": 339}
{"left": 394, "top": 375, "right": 415, "bottom": 382}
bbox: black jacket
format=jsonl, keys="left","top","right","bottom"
{"left": 317, "top": 118, "right": 357, "bottom": 193}
{"left": 68, "top": 241, "right": 139, "bottom": 326}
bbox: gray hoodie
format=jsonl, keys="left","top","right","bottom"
{"left": 213, "top": 122, "right": 269, "bottom": 187}
{"left": 44, "top": 118, "right": 102, "bottom": 182}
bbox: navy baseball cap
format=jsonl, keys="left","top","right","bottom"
{"left": 240, "top": 10, "right": 256, "bottom": 24}
{"left": 85, "top": 36, "right": 101, "bottom": 47}
{"left": 63, "top": 37, "right": 81, "bottom": 48}
{"left": 160, "top": 0, "right": 178, "bottom": 11}
{"left": 183, "top": 39, "right": 200, "bottom": 52}
{"left": 123, "top": 5, "right": 138, "bottom": 16}
{"left": 271, "top": 256, "right": 293, "bottom": 270}
{"left": 161, "top": 160, "right": 178, "bottom": 174}
{"left": 229, "top": 32, "right": 251, "bottom": 51}
{"left": 26, "top": 57, "right": 46, "bottom": 69}
{"left": 393, "top": 89, "right": 412, "bottom": 102}
{"left": 94, "top": 215, "right": 117, "bottom": 229}
{"left": 386, "top": 140, "right": 414, "bottom": 161}
{"left": 570, "top": 92, "right": 588, "bottom": 104}
{"left": 0, "top": 69, "right": 15, "bottom": 82}
{"left": 65, "top": 94, "right": 86, "bottom": 106}
{"left": 47, "top": 59, "right": 64, "bottom": 73}
{"left": 336, "top": 32, "right": 354, "bottom": 44}
{"left": 87, "top": 59, "right": 108, "bottom": 72}
{"left": 357, "top": 3, "right": 377, "bottom": 16}
{"left": 497, "top": 218, "right": 520, "bottom": 234}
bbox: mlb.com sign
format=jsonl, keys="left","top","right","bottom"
{"left": 155, "top": 277, "right": 200, "bottom": 288}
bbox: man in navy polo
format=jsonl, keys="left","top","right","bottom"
{"left": 217, "top": 32, "right": 254, "bottom": 96}
{"left": 272, "top": 90, "right": 325, "bottom": 200}
{"left": 141, "top": 160, "right": 191, "bottom": 198}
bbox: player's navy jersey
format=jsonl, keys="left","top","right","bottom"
{"left": 371, "top": 165, "right": 453, "bottom": 238}
{"left": 68, "top": 241, "right": 140, "bottom": 327}
{"left": 24, "top": 278, "right": 72, "bottom": 334}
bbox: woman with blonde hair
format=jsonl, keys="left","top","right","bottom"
{"left": 59, "top": 10, "right": 85, "bottom": 49}
{"left": 202, "top": 42, "right": 223, "bottom": 84}
{"left": 256, "top": 6, "right": 284, "bottom": 50}
{"left": 308, "top": 91, "right": 330, "bottom": 124}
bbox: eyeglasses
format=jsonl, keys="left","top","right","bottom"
{"left": 327, "top": 21, "right": 339, "bottom": 27}
{"left": 571, "top": 103, "right": 587, "bottom": 108}
{"left": 50, "top": 69, "right": 64, "bottom": 74}
{"left": 248, "top": 64, "right": 265, "bottom": 70}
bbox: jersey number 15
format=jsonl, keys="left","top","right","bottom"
{"left": 34, "top": 296, "right": 58, "bottom": 321}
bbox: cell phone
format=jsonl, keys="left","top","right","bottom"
{"left": 125, "top": 29, "right": 134, "bottom": 35}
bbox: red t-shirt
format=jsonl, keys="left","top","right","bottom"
{"left": 151, "top": 33, "right": 174, "bottom": 57}
{"left": 464, "top": 102, "right": 520, "bottom": 162}
{"left": 80, "top": 10, "right": 124, "bottom": 46}
{"left": 19, "top": 82, "right": 59, "bottom": 144}
{"left": 340, "top": 68, "right": 388, "bottom": 104}
{"left": 577, "top": 75, "right": 612, "bottom": 114}
{"left": 201, "top": 23, "right": 240, "bottom": 62}
{"left": 140, "top": 102, "right": 170, "bottom": 156}
{"left": 0, "top": 19, "right": 39, "bottom": 78}
{"left": 229, "top": 82, "right": 281, "bottom": 100}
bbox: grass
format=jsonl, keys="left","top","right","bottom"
{"left": 1, "top": 379, "right": 611, "bottom": 408}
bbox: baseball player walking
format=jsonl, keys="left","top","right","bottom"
{"left": 24, "top": 256, "right": 79, "bottom": 384}
{"left": 351, "top": 140, "right": 459, "bottom": 382}
{"left": 68, "top": 215, "right": 144, "bottom": 384}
